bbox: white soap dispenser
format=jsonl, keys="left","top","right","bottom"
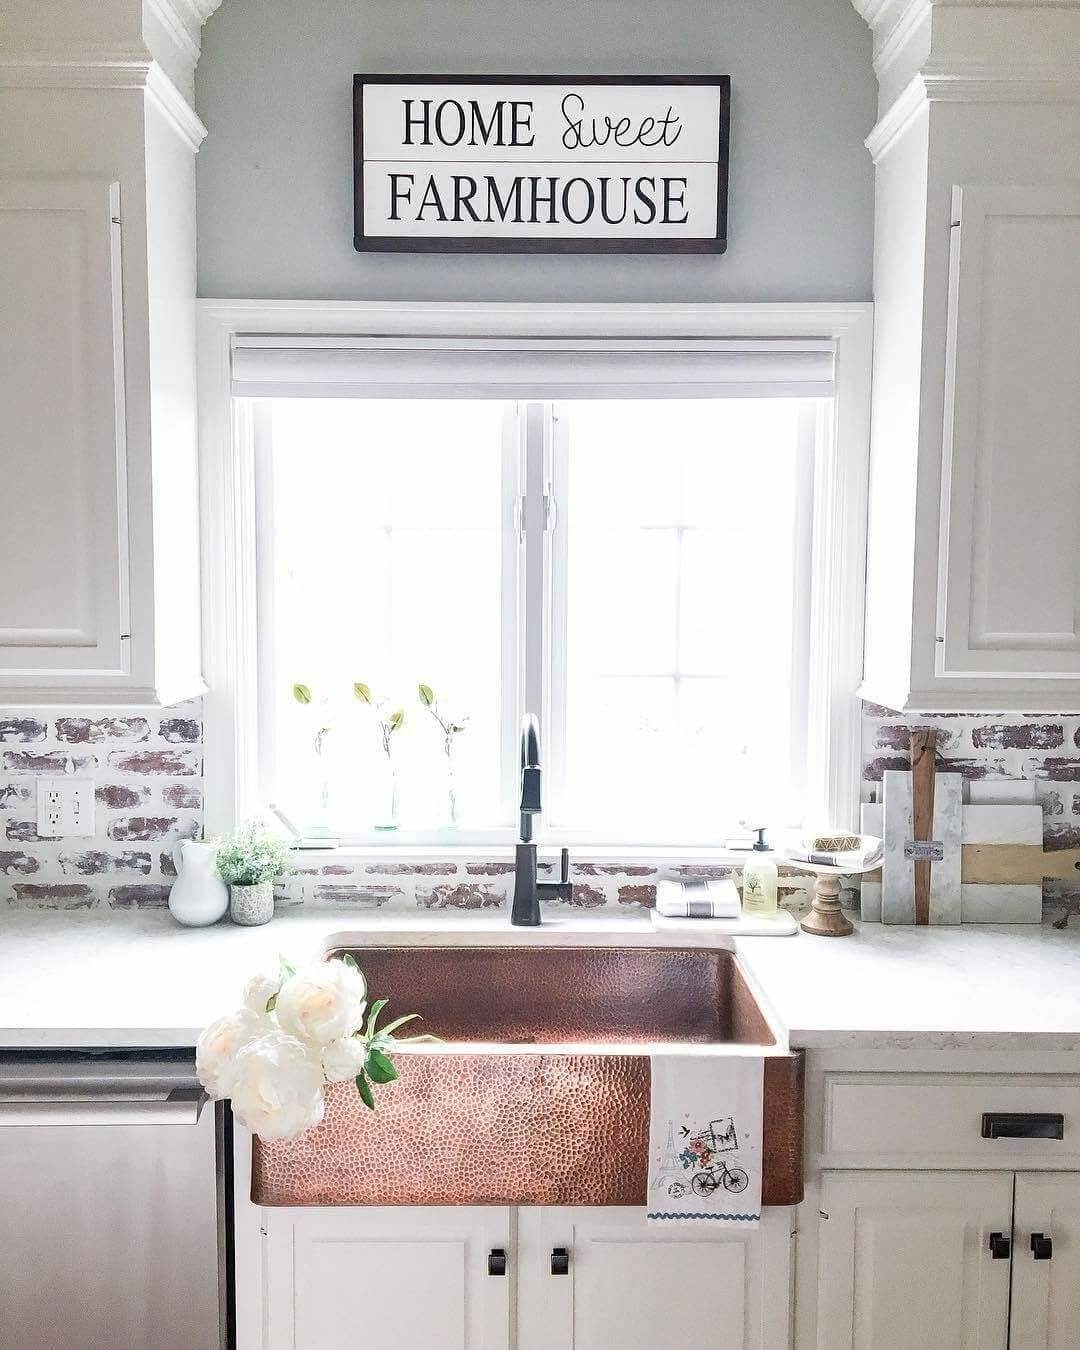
{"left": 741, "top": 827, "right": 779, "bottom": 917}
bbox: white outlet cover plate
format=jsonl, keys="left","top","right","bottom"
{"left": 35, "top": 777, "right": 95, "bottom": 838}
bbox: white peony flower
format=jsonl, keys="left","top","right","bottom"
{"left": 196, "top": 1007, "right": 265, "bottom": 1099}
{"left": 242, "top": 971, "right": 282, "bottom": 1016}
{"left": 275, "top": 960, "right": 367, "bottom": 1047}
{"left": 320, "top": 1035, "right": 369, "bottom": 1084}
{"left": 227, "top": 1030, "right": 326, "bottom": 1141}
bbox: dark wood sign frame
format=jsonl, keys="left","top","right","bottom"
{"left": 353, "top": 74, "right": 731, "bottom": 255}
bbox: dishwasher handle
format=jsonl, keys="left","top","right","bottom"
{"left": 0, "top": 1086, "right": 208, "bottom": 1127}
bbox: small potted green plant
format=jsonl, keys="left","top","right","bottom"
{"left": 214, "top": 822, "right": 294, "bottom": 927}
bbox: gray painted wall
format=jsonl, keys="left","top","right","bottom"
{"left": 195, "top": 0, "right": 875, "bottom": 302}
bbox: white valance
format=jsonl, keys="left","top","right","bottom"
{"left": 230, "top": 335, "right": 835, "bottom": 399}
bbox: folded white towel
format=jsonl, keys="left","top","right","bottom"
{"left": 655, "top": 877, "right": 741, "bottom": 919}
{"left": 647, "top": 1054, "right": 763, "bottom": 1226}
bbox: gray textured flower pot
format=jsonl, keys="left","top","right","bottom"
{"left": 229, "top": 881, "right": 274, "bottom": 926}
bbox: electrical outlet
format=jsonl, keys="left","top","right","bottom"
{"left": 36, "top": 778, "right": 95, "bottom": 838}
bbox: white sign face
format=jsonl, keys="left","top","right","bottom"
{"left": 354, "top": 77, "right": 730, "bottom": 253}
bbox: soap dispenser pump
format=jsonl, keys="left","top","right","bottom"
{"left": 741, "top": 827, "right": 779, "bottom": 917}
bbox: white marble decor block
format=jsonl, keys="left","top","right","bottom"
{"left": 860, "top": 802, "right": 883, "bottom": 923}
{"left": 928, "top": 773, "right": 963, "bottom": 925}
{"left": 881, "top": 770, "right": 915, "bottom": 924}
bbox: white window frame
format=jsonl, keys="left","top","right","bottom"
{"left": 198, "top": 300, "right": 872, "bottom": 854}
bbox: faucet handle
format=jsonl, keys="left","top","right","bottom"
{"left": 520, "top": 765, "right": 542, "bottom": 814}
{"left": 559, "top": 847, "right": 570, "bottom": 884}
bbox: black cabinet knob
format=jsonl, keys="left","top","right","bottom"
{"left": 988, "top": 1231, "right": 1011, "bottom": 1260}
{"left": 488, "top": 1248, "right": 507, "bottom": 1276}
{"left": 1031, "top": 1232, "right": 1054, "bottom": 1261}
{"left": 551, "top": 1246, "right": 570, "bottom": 1275}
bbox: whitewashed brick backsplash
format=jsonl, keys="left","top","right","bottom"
{"left": 5, "top": 699, "right": 1079, "bottom": 921}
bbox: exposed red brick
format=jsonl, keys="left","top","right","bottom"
{"left": 109, "top": 884, "right": 171, "bottom": 909}
{"left": 0, "top": 784, "right": 31, "bottom": 808}
{"left": 5, "top": 820, "right": 39, "bottom": 842}
{"left": 106, "top": 816, "right": 182, "bottom": 842}
{"left": 0, "top": 850, "right": 38, "bottom": 875}
{"left": 1041, "top": 789, "right": 1065, "bottom": 817}
{"left": 162, "top": 783, "right": 202, "bottom": 809}
{"left": 2, "top": 751, "right": 94, "bottom": 773}
{"left": 572, "top": 863, "right": 657, "bottom": 877}
{"left": 464, "top": 862, "right": 516, "bottom": 876}
{"left": 161, "top": 851, "right": 177, "bottom": 877}
{"left": 13, "top": 883, "right": 93, "bottom": 909}
{"left": 861, "top": 701, "right": 898, "bottom": 717}
{"left": 418, "top": 882, "right": 504, "bottom": 910}
{"left": 617, "top": 884, "right": 657, "bottom": 907}
{"left": 1044, "top": 824, "right": 1080, "bottom": 853}
{"left": 96, "top": 783, "right": 150, "bottom": 809}
{"left": 864, "top": 754, "right": 1008, "bottom": 781}
{"left": 875, "top": 723, "right": 961, "bottom": 751}
{"left": 672, "top": 864, "right": 737, "bottom": 880}
{"left": 0, "top": 719, "right": 46, "bottom": 743}
{"left": 368, "top": 861, "right": 458, "bottom": 876}
{"left": 564, "top": 882, "right": 606, "bottom": 908}
{"left": 107, "top": 749, "right": 200, "bottom": 776}
{"left": 158, "top": 717, "right": 200, "bottom": 744}
{"left": 1025, "top": 758, "right": 1080, "bottom": 783}
{"left": 60, "top": 850, "right": 152, "bottom": 876}
{"left": 973, "top": 723, "right": 1064, "bottom": 751}
{"left": 56, "top": 716, "right": 150, "bottom": 744}
{"left": 311, "top": 883, "right": 403, "bottom": 907}
{"left": 320, "top": 863, "right": 354, "bottom": 876}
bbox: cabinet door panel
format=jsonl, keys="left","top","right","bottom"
{"left": 517, "top": 1206, "right": 786, "bottom": 1350}
{"left": 938, "top": 182, "right": 1080, "bottom": 679}
{"left": 1011, "top": 1173, "right": 1080, "bottom": 1348}
{"left": 816, "top": 1171, "right": 1011, "bottom": 1350}
{"left": 0, "top": 177, "right": 130, "bottom": 684}
{"left": 262, "top": 1207, "right": 511, "bottom": 1350}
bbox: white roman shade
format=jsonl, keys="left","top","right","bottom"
{"left": 230, "top": 335, "right": 835, "bottom": 399}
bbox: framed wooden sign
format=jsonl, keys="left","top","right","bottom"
{"left": 353, "top": 75, "right": 730, "bottom": 254}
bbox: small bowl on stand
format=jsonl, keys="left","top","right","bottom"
{"left": 781, "top": 835, "right": 883, "bottom": 938}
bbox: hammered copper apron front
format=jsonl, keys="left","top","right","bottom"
{"left": 252, "top": 946, "right": 804, "bottom": 1208}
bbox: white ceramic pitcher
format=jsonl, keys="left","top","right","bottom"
{"left": 169, "top": 840, "right": 229, "bottom": 927}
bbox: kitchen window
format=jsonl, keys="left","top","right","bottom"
{"left": 201, "top": 304, "right": 871, "bottom": 847}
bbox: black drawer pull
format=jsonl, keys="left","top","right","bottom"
{"left": 1031, "top": 1233, "right": 1053, "bottom": 1261}
{"left": 988, "top": 1231, "right": 1011, "bottom": 1260}
{"left": 487, "top": 1248, "right": 507, "bottom": 1276}
{"left": 981, "top": 1112, "right": 1064, "bottom": 1140}
{"left": 551, "top": 1246, "right": 570, "bottom": 1276}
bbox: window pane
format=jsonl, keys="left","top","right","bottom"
{"left": 263, "top": 399, "right": 507, "bottom": 834}
{"left": 556, "top": 399, "right": 809, "bottom": 839}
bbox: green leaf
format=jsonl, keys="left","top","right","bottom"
{"left": 379, "top": 1012, "right": 421, "bottom": 1037}
{"left": 366, "top": 1048, "right": 398, "bottom": 1084}
{"left": 278, "top": 955, "right": 297, "bottom": 982}
{"left": 418, "top": 683, "right": 435, "bottom": 707}
{"left": 353, "top": 682, "right": 372, "bottom": 704}
{"left": 387, "top": 708, "right": 405, "bottom": 733}
{"left": 354, "top": 1071, "right": 376, "bottom": 1110}
{"left": 292, "top": 683, "right": 312, "bottom": 705}
{"left": 395, "top": 1032, "right": 442, "bottom": 1044}
{"left": 341, "top": 953, "right": 359, "bottom": 972}
{"left": 265, "top": 993, "right": 277, "bottom": 1013}
{"left": 365, "top": 997, "right": 389, "bottom": 1039}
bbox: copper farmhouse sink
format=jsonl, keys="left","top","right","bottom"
{"left": 252, "top": 943, "right": 804, "bottom": 1208}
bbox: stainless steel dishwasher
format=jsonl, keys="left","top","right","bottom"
{"left": 0, "top": 1051, "right": 229, "bottom": 1350}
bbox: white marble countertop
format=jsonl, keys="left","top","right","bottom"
{"left": 3, "top": 907, "right": 1080, "bottom": 1052}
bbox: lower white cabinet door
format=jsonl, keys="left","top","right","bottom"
{"left": 1010, "top": 1174, "right": 1080, "bottom": 1347}
{"left": 261, "top": 1207, "right": 512, "bottom": 1350}
{"left": 516, "top": 1205, "right": 790, "bottom": 1350}
{"left": 815, "top": 1172, "right": 1012, "bottom": 1350}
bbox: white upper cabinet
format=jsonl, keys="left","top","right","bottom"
{"left": 858, "top": 2, "right": 1080, "bottom": 712}
{"left": 0, "top": 178, "right": 130, "bottom": 689}
{"left": 938, "top": 183, "right": 1080, "bottom": 684}
{"left": 0, "top": 0, "right": 206, "bottom": 706}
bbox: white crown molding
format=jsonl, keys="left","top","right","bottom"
{"left": 145, "top": 0, "right": 202, "bottom": 66}
{"left": 146, "top": 62, "right": 208, "bottom": 150}
{"left": 874, "top": 0, "right": 930, "bottom": 80}
{"left": 0, "top": 52, "right": 207, "bottom": 149}
{"left": 865, "top": 73, "right": 928, "bottom": 160}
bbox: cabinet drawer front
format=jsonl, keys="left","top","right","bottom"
{"left": 824, "top": 1073, "right": 1080, "bottom": 1165}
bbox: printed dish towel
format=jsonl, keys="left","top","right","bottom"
{"left": 647, "top": 1053, "right": 763, "bottom": 1226}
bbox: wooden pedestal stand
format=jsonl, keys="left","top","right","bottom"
{"left": 799, "top": 868, "right": 854, "bottom": 938}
